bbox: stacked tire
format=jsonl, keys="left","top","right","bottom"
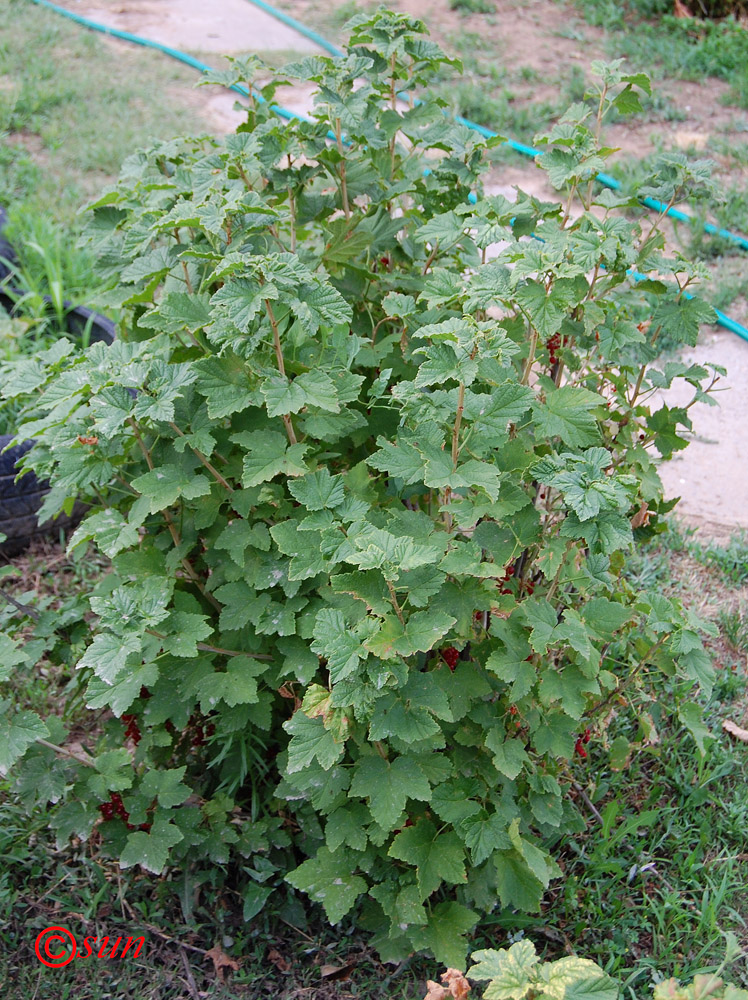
{"left": 0, "top": 210, "right": 115, "bottom": 557}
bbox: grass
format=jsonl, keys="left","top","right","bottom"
{"left": 572, "top": 1, "right": 748, "bottom": 106}
{"left": 0, "top": 0, "right": 205, "bottom": 221}
{"left": 0, "top": 209, "right": 109, "bottom": 436}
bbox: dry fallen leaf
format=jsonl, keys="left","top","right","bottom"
{"left": 320, "top": 963, "right": 355, "bottom": 981}
{"left": 267, "top": 947, "right": 291, "bottom": 972}
{"left": 673, "top": 0, "right": 692, "bottom": 15}
{"left": 631, "top": 502, "right": 650, "bottom": 530}
{"left": 424, "top": 982, "right": 450, "bottom": 1000}
{"left": 443, "top": 968, "right": 471, "bottom": 999}
{"left": 723, "top": 719, "right": 748, "bottom": 743}
{"left": 205, "top": 944, "right": 240, "bottom": 982}
{"left": 424, "top": 969, "right": 471, "bottom": 999}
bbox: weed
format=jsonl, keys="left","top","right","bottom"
{"left": 718, "top": 606, "right": 748, "bottom": 653}
{"left": 0, "top": 0, "right": 205, "bottom": 220}
{"left": 692, "top": 532, "right": 748, "bottom": 585}
{"left": 450, "top": 0, "right": 494, "bottom": 13}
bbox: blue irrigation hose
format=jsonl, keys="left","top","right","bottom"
{"left": 28, "top": 0, "right": 748, "bottom": 342}
{"left": 242, "top": 0, "right": 748, "bottom": 254}
{"left": 240, "top": 0, "right": 344, "bottom": 58}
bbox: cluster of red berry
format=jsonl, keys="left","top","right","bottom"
{"left": 575, "top": 728, "right": 592, "bottom": 758}
{"left": 440, "top": 646, "right": 460, "bottom": 671}
{"left": 99, "top": 791, "right": 129, "bottom": 823}
{"left": 497, "top": 564, "right": 515, "bottom": 595}
{"left": 546, "top": 333, "right": 561, "bottom": 367}
{"left": 186, "top": 714, "right": 216, "bottom": 748}
{"left": 121, "top": 713, "right": 141, "bottom": 745}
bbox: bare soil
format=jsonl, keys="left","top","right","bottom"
{"left": 54, "top": 0, "right": 748, "bottom": 540}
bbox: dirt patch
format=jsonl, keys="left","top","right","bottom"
{"left": 658, "top": 329, "right": 748, "bottom": 541}
{"left": 66, "top": 0, "right": 324, "bottom": 53}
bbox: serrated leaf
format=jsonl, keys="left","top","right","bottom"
{"left": 0, "top": 710, "right": 49, "bottom": 772}
{"left": 351, "top": 755, "right": 431, "bottom": 832}
{"left": 533, "top": 387, "right": 604, "bottom": 448}
{"left": 195, "top": 351, "right": 256, "bottom": 418}
{"left": 139, "top": 767, "right": 191, "bottom": 808}
{"left": 388, "top": 818, "right": 466, "bottom": 897}
{"left": 286, "top": 846, "right": 367, "bottom": 924}
{"left": 238, "top": 431, "right": 309, "bottom": 486}
{"left": 130, "top": 467, "right": 211, "bottom": 514}
{"left": 284, "top": 712, "right": 344, "bottom": 772}
{"left": 410, "top": 901, "right": 479, "bottom": 970}
{"left": 469, "top": 940, "right": 539, "bottom": 997}
{"left": 119, "top": 818, "right": 184, "bottom": 874}
{"left": 288, "top": 469, "right": 345, "bottom": 511}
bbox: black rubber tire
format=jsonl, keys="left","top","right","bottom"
{"left": 0, "top": 210, "right": 116, "bottom": 558}
{"left": 0, "top": 206, "right": 17, "bottom": 283}
{"left": 0, "top": 436, "right": 88, "bottom": 557}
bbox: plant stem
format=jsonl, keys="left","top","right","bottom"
{"left": 521, "top": 324, "right": 539, "bottom": 385}
{"left": 422, "top": 242, "right": 439, "bottom": 275}
{"left": 288, "top": 188, "right": 296, "bottom": 253}
{"left": 264, "top": 298, "right": 298, "bottom": 445}
{"left": 335, "top": 118, "right": 350, "bottom": 220}
{"left": 168, "top": 423, "right": 234, "bottom": 493}
{"left": 386, "top": 580, "right": 405, "bottom": 624}
{"left": 128, "top": 418, "right": 221, "bottom": 612}
{"left": 36, "top": 738, "right": 95, "bottom": 768}
{"left": 452, "top": 382, "right": 465, "bottom": 469}
{"left": 145, "top": 629, "right": 272, "bottom": 660}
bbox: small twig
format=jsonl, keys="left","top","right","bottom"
{"left": 180, "top": 947, "right": 201, "bottom": 1000}
{"left": 0, "top": 586, "right": 40, "bottom": 620}
{"left": 36, "top": 737, "right": 95, "bottom": 768}
{"left": 452, "top": 382, "right": 465, "bottom": 469}
{"left": 168, "top": 423, "right": 234, "bottom": 493}
{"left": 422, "top": 241, "right": 439, "bottom": 275}
{"left": 386, "top": 580, "right": 405, "bottom": 625}
{"left": 138, "top": 921, "right": 209, "bottom": 956}
{"left": 145, "top": 628, "right": 273, "bottom": 660}
{"left": 265, "top": 299, "right": 298, "bottom": 444}
{"left": 335, "top": 118, "right": 350, "bottom": 220}
{"left": 573, "top": 781, "right": 603, "bottom": 825}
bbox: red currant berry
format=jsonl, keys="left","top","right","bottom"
{"left": 440, "top": 647, "right": 460, "bottom": 671}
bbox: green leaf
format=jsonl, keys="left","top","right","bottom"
{"left": 286, "top": 846, "right": 367, "bottom": 924}
{"left": 284, "top": 712, "right": 344, "bottom": 772}
{"left": 237, "top": 431, "right": 309, "bottom": 486}
{"left": 194, "top": 656, "right": 264, "bottom": 712}
{"left": 325, "top": 804, "right": 369, "bottom": 852}
{"left": 139, "top": 767, "right": 191, "bottom": 808}
{"left": 410, "top": 901, "right": 479, "bottom": 970}
{"left": 678, "top": 701, "right": 712, "bottom": 756}
{"left": 68, "top": 509, "right": 139, "bottom": 559}
{"left": 0, "top": 633, "right": 29, "bottom": 679}
{"left": 119, "top": 817, "right": 184, "bottom": 874}
{"left": 469, "top": 940, "right": 539, "bottom": 997}
{"left": 311, "top": 608, "right": 365, "bottom": 683}
{"left": 0, "top": 710, "right": 49, "bottom": 772}
{"left": 533, "top": 387, "right": 604, "bottom": 448}
{"left": 388, "top": 819, "right": 466, "bottom": 898}
{"left": 288, "top": 469, "right": 345, "bottom": 511}
{"left": 494, "top": 851, "right": 544, "bottom": 912}
{"left": 351, "top": 755, "right": 431, "bottom": 832}
{"left": 195, "top": 351, "right": 256, "bottom": 418}
{"left": 485, "top": 733, "right": 529, "bottom": 780}
{"left": 130, "top": 467, "right": 211, "bottom": 515}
